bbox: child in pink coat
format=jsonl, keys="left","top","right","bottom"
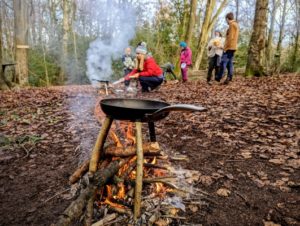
{"left": 180, "top": 41, "right": 192, "bottom": 82}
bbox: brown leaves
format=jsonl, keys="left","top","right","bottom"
{"left": 216, "top": 188, "right": 231, "bottom": 197}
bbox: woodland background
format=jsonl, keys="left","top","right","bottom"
{"left": 0, "top": 0, "right": 299, "bottom": 90}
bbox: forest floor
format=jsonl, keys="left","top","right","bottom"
{"left": 0, "top": 73, "right": 299, "bottom": 226}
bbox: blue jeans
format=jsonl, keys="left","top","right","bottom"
{"left": 216, "top": 50, "right": 235, "bottom": 81}
{"left": 139, "top": 75, "right": 163, "bottom": 92}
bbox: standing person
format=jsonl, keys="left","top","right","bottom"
{"left": 179, "top": 41, "right": 192, "bottom": 82}
{"left": 122, "top": 47, "right": 135, "bottom": 87}
{"left": 207, "top": 30, "right": 224, "bottom": 85}
{"left": 125, "top": 43, "right": 163, "bottom": 92}
{"left": 215, "top": 12, "right": 239, "bottom": 84}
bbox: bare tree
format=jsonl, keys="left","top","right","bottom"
{"left": 194, "top": 0, "right": 228, "bottom": 70}
{"left": 235, "top": 0, "right": 239, "bottom": 21}
{"left": 59, "top": 0, "right": 71, "bottom": 84}
{"left": 0, "top": 0, "right": 8, "bottom": 90}
{"left": 13, "top": 0, "right": 29, "bottom": 85}
{"left": 292, "top": 0, "right": 300, "bottom": 69}
{"left": 273, "top": 0, "right": 288, "bottom": 72}
{"left": 245, "top": 0, "right": 268, "bottom": 76}
{"left": 266, "top": 0, "right": 279, "bottom": 67}
{"left": 185, "top": 0, "right": 197, "bottom": 46}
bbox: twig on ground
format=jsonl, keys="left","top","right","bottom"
{"left": 44, "top": 188, "right": 71, "bottom": 203}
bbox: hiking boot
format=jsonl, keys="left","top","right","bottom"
{"left": 223, "top": 78, "right": 230, "bottom": 85}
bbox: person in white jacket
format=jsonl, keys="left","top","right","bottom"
{"left": 206, "top": 31, "right": 224, "bottom": 84}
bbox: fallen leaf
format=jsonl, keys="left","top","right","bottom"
{"left": 286, "top": 159, "right": 300, "bottom": 169}
{"left": 241, "top": 151, "right": 252, "bottom": 159}
{"left": 216, "top": 188, "right": 231, "bottom": 197}
{"left": 199, "top": 175, "right": 213, "bottom": 186}
{"left": 188, "top": 205, "right": 199, "bottom": 213}
{"left": 263, "top": 220, "right": 281, "bottom": 226}
{"left": 269, "top": 159, "right": 285, "bottom": 165}
{"left": 253, "top": 178, "right": 265, "bottom": 188}
{"left": 154, "top": 219, "right": 170, "bottom": 226}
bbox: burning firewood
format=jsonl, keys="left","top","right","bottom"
{"left": 105, "top": 142, "right": 160, "bottom": 157}
{"left": 55, "top": 158, "right": 129, "bottom": 226}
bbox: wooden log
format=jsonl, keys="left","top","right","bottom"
{"left": 91, "top": 213, "right": 117, "bottom": 226}
{"left": 143, "top": 163, "right": 168, "bottom": 170}
{"left": 84, "top": 195, "right": 94, "bottom": 226}
{"left": 134, "top": 121, "right": 143, "bottom": 221}
{"left": 55, "top": 158, "right": 128, "bottom": 226}
{"left": 105, "top": 142, "right": 160, "bottom": 157}
{"left": 89, "top": 117, "right": 113, "bottom": 174}
{"left": 69, "top": 160, "right": 90, "bottom": 184}
{"left": 109, "top": 206, "right": 132, "bottom": 216}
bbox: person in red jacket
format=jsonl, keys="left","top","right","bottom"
{"left": 125, "top": 43, "right": 163, "bottom": 92}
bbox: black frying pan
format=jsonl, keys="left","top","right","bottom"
{"left": 100, "top": 98, "right": 206, "bottom": 122}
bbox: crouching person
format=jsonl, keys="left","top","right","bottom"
{"left": 125, "top": 43, "right": 163, "bottom": 92}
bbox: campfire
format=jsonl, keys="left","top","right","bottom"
{"left": 54, "top": 85, "right": 206, "bottom": 226}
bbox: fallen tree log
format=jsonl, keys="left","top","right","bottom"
{"left": 91, "top": 213, "right": 117, "bottom": 226}
{"left": 55, "top": 158, "right": 128, "bottom": 226}
{"left": 105, "top": 142, "right": 160, "bottom": 157}
{"left": 69, "top": 160, "right": 90, "bottom": 184}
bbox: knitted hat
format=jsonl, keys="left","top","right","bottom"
{"left": 136, "top": 44, "right": 147, "bottom": 55}
{"left": 179, "top": 41, "right": 187, "bottom": 48}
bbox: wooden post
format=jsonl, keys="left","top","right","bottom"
{"left": 89, "top": 117, "right": 113, "bottom": 175}
{"left": 84, "top": 195, "right": 95, "bottom": 226}
{"left": 134, "top": 121, "right": 143, "bottom": 221}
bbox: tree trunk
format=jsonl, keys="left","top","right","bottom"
{"left": 29, "top": 0, "right": 36, "bottom": 46}
{"left": 13, "top": 0, "right": 29, "bottom": 86}
{"left": 235, "top": 0, "right": 239, "bottom": 22}
{"left": 0, "top": 0, "right": 9, "bottom": 90}
{"left": 185, "top": 0, "right": 197, "bottom": 46}
{"left": 195, "top": 4, "right": 203, "bottom": 32}
{"left": 245, "top": 0, "right": 268, "bottom": 77}
{"left": 59, "top": 0, "right": 71, "bottom": 84}
{"left": 179, "top": 0, "right": 189, "bottom": 41}
{"left": 292, "top": 0, "right": 300, "bottom": 70}
{"left": 194, "top": 0, "right": 228, "bottom": 70}
{"left": 266, "top": 0, "right": 279, "bottom": 68}
{"left": 276, "top": 0, "right": 288, "bottom": 56}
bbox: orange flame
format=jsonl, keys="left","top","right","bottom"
{"left": 110, "top": 131, "right": 123, "bottom": 148}
{"left": 116, "top": 182, "right": 126, "bottom": 199}
{"left": 103, "top": 198, "right": 127, "bottom": 209}
{"left": 150, "top": 157, "right": 157, "bottom": 164}
{"left": 118, "top": 156, "right": 137, "bottom": 176}
{"left": 125, "top": 122, "right": 136, "bottom": 145}
{"left": 106, "top": 185, "right": 113, "bottom": 199}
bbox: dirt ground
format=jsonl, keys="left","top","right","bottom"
{"left": 0, "top": 74, "right": 299, "bottom": 226}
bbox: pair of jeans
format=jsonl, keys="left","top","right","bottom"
{"left": 207, "top": 55, "right": 221, "bottom": 82}
{"left": 139, "top": 75, "right": 163, "bottom": 92}
{"left": 181, "top": 66, "right": 188, "bottom": 81}
{"left": 216, "top": 50, "right": 235, "bottom": 81}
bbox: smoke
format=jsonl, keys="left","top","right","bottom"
{"left": 65, "top": 0, "right": 137, "bottom": 163}
{"left": 85, "top": 0, "right": 137, "bottom": 83}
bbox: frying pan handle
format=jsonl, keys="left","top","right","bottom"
{"left": 145, "top": 104, "right": 207, "bottom": 121}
